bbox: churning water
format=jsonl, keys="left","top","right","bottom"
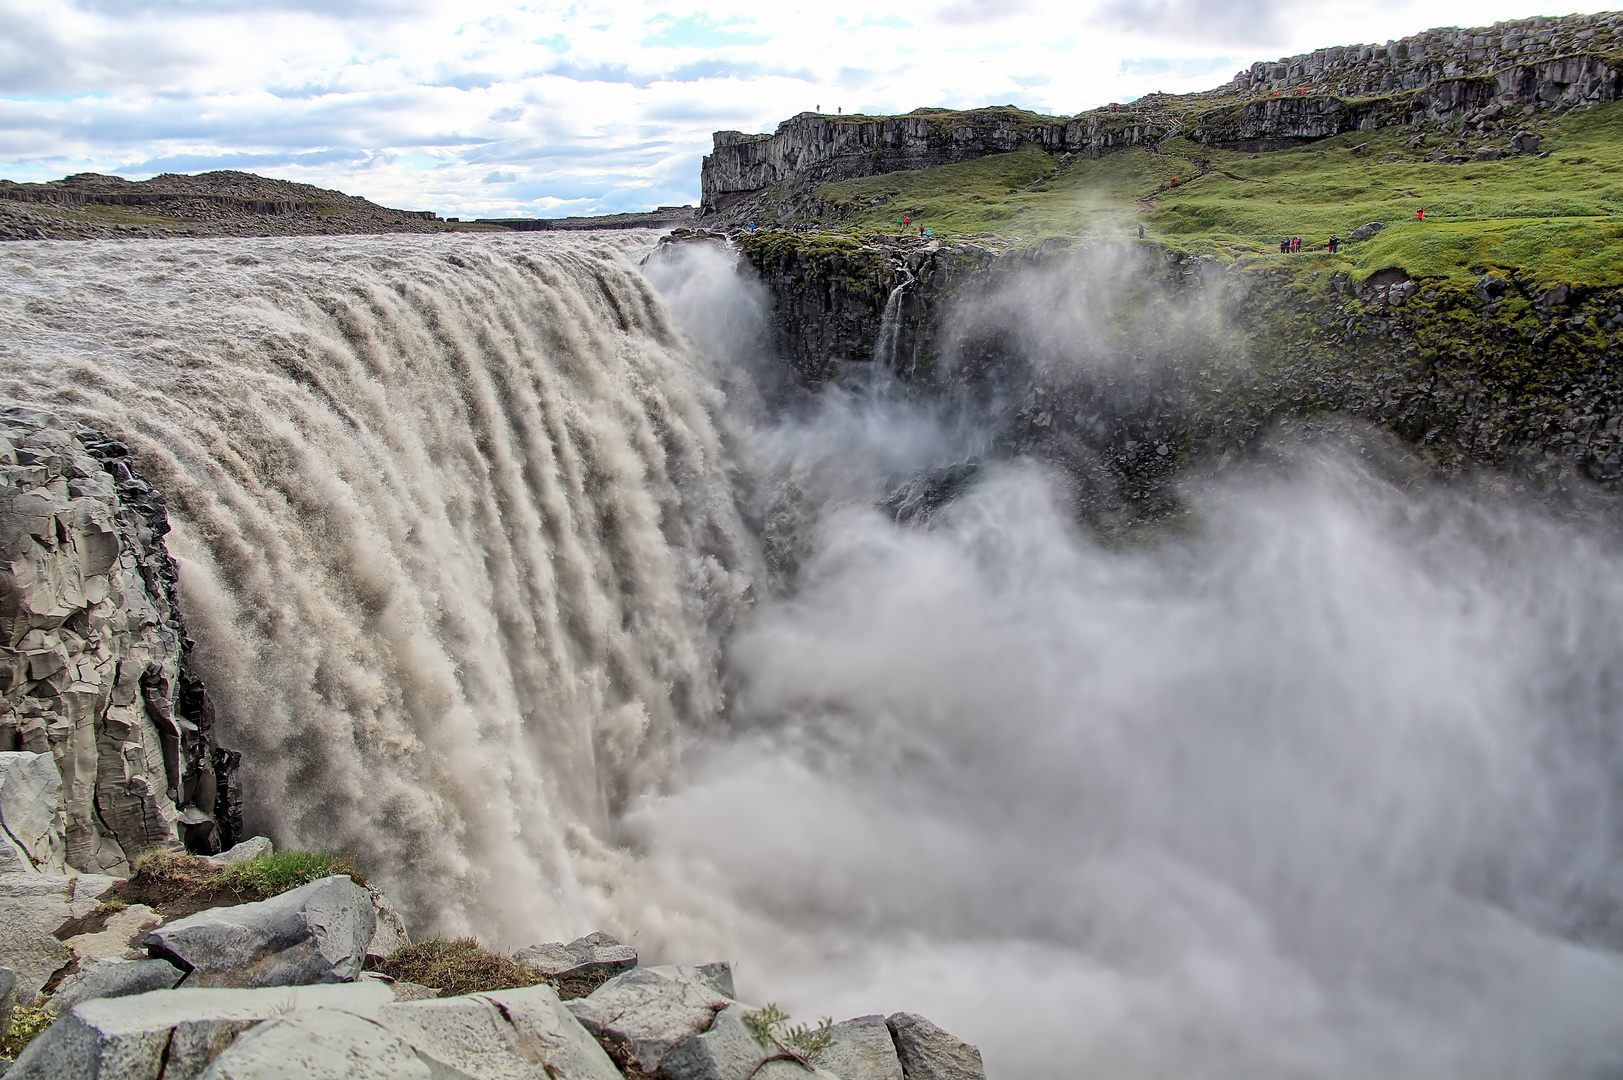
{"left": 4, "top": 233, "right": 1623, "bottom": 1078}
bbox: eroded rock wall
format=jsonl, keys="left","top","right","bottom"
{"left": 0, "top": 411, "right": 239, "bottom": 875}
{"left": 729, "top": 231, "right": 1623, "bottom": 530}
{"left": 1230, "top": 11, "right": 1623, "bottom": 97}
{"left": 701, "top": 108, "right": 1163, "bottom": 216}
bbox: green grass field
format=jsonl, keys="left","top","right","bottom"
{"left": 812, "top": 100, "right": 1623, "bottom": 290}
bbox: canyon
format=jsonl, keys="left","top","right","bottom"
{"left": 4, "top": 11, "right": 1623, "bottom": 1080}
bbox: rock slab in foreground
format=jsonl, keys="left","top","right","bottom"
{"left": 886, "top": 1013, "right": 986, "bottom": 1080}
{"left": 45, "top": 957, "right": 185, "bottom": 1016}
{"left": 5, "top": 981, "right": 396, "bottom": 1080}
{"left": 141, "top": 874, "right": 375, "bottom": 988}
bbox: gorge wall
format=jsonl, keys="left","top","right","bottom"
{"left": 724, "top": 229, "right": 1623, "bottom": 528}
{"left": 700, "top": 11, "right": 1623, "bottom": 223}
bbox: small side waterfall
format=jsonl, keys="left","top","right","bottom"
{"left": 872, "top": 263, "right": 915, "bottom": 372}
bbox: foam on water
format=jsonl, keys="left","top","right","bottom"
{"left": 6, "top": 233, "right": 1623, "bottom": 1078}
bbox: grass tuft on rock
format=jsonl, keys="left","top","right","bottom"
{"left": 216, "top": 851, "right": 366, "bottom": 895}
{"left": 1, "top": 1003, "right": 53, "bottom": 1062}
{"left": 376, "top": 939, "right": 549, "bottom": 998}
{"left": 111, "top": 849, "right": 367, "bottom": 920}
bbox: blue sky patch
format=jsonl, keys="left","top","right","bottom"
{"left": 641, "top": 15, "right": 770, "bottom": 49}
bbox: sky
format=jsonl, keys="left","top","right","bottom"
{"left": 0, "top": 0, "right": 1598, "bottom": 218}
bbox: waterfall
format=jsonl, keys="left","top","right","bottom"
{"left": 7, "top": 232, "right": 1623, "bottom": 1078}
{"left": 0, "top": 233, "right": 755, "bottom": 941}
{"left": 872, "top": 264, "right": 915, "bottom": 372}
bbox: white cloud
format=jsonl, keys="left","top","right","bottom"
{"left": 0, "top": 0, "right": 1589, "bottom": 217}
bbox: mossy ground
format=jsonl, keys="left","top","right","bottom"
{"left": 812, "top": 100, "right": 1623, "bottom": 290}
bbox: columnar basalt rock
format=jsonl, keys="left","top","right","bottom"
{"left": 0, "top": 412, "right": 239, "bottom": 874}
{"left": 1229, "top": 12, "right": 1623, "bottom": 97}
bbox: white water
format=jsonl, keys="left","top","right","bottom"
{"left": 0, "top": 233, "right": 755, "bottom": 938}
{"left": 5, "top": 233, "right": 1623, "bottom": 1078}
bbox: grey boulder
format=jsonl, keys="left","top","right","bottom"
{"left": 813, "top": 1015, "right": 904, "bottom": 1080}
{"left": 45, "top": 957, "right": 185, "bottom": 1016}
{"left": 0, "top": 871, "right": 120, "bottom": 938}
{"left": 0, "top": 895, "right": 71, "bottom": 1000}
{"left": 5, "top": 981, "right": 396, "bottom": 1080}
{"left": 142, "top": 874, "right": 375, "bottom": 988}
{"left": 513, "top": 930, "right": 636, "bottom": 999}
{"left": 885, "top": 1014, "right": 985, "bottom": 1080}
{"left": 203, "top": 836, "right": 273, "bottom": 869}
{"left": 566, "top": 963, "right": 738, "bottom": 1077}
{"left": 658, "top": 1004, "right": 771, "bottom": 1080}
{"left": 196, "top": 982, "right": 624, "bottom": 1080}
{"left": 1349, "top": 221, "right": 1384, "bottom": 241}
{"left": 371, "top": 983, "right": 623, "bottom": 1080}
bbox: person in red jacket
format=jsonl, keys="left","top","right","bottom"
{"left": 1418, "top": 208, "right": 1425, "bottom": 221}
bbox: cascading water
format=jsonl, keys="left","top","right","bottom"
{"left": 5, "top": 232, "right": 1623, "bottom": 1079}
{"left": 872, "top": 264, "right": 915, "bottom": 373}
{"left": 0, "top": 233, "right": 756, "bottom": 940}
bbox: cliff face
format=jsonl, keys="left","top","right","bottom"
{"left": 702, "top": 12, "right": 1623, "bottom": 220}
{"left": 0, "top": 411, "right": 239, "bottom": 875}
{"left": 727, "top": 231, "right": 1623, "bottom": 529}
{"left": 700, "top": 108, "right": 1161, "bottom": 216}
{"left": 1228, "top": 11, "right": 1623, "bottom": 97}
{"left": 1194, "top": 54, "right": 1623, "bottom": 148}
